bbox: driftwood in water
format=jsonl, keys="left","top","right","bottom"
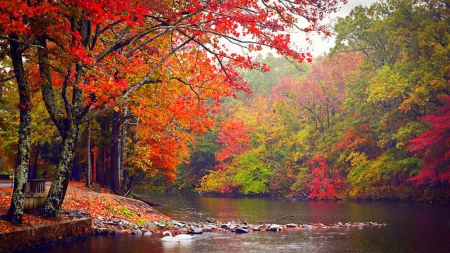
{"left": 133, "top": 195, "right": 162, "bottom": 206}
{"left": 257, "top": 214, "right": 303, "bottom": 225}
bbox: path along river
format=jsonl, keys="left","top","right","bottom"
{"left": 35, "top": 191, "right": 450, "bottom": 253}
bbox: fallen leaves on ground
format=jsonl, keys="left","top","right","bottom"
{"left": 0, "top": 182, "right": 169, "bottom": 233}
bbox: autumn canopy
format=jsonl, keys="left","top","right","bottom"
{"left": 1, "top": 0, "right": 449, "bottom": 227}
{"left": 0, "top": 0, "right": 346, "bottom": 224}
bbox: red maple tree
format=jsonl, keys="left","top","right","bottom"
{"left": 215, "top": 119, "right": 253, "bottom": 166}
{"left": 408, "top": 95, "right": 450, "bottom": 186}
{"left": 306, "top": 156, "right": 345, "bottom": 200}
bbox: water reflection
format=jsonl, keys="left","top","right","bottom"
{"left": 33, "top": 192, "right": 450, "bottom": 253}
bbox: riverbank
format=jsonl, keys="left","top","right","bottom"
{"left": 1, "top": 181, "right": 389, "bottom": 252}
{"left": 0, "top": 181, "right": 171, "bottom": 252}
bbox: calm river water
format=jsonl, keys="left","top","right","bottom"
{"left": 36, "top": 192, "right": 450, "bottom": 253}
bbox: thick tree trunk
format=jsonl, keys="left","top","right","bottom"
{"left": 111, "top": 110, "right": 122, "bottom": 195}
{"left": 37, "top": 30, "right": 86, "bottom": 217}
{"left": 40, "top": 123, "right": 80, "bottom": 217}
{"left": 4, "top": 34, "right": 32, "bottom": 225}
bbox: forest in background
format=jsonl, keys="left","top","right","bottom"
{"left": 1, "top": 0, "right": 449, "bottom": 203}
{"left": 172, "top": 0, "right": 450, "bottom": 201}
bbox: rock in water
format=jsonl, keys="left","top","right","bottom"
{"left": 206, "top": 217, "right": 216, "bottom": 223}
{"left": 235, "top": 228, "right": 250, "bottom": 234}
{"left": 188, "top": 227, "right": 204, "bottom": 234}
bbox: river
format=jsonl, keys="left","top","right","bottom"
{"left": 35, "top": 192, "right": 450, "bottom": 253}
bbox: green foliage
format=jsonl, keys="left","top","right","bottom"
{"left": 233, "top": 148, "right": 273, "bottom": 194}
{"left": 108, "top": 203, "right": 135, "bottom": 217}
{"left": 183, "top": 0, "right": 450, "bottom": 201}
{"left": 197, "top": 167, "right": 237, "bottom": 194}
{"left": 393, "top": 121, "right": 429, "bottom": 148}
{"left": 290, "top": 167, "right": 312, "bottom": 194}
{"left": 346, "top": 148, "right": 420, "bottom": 200}
{"left": 138, "top": 219, "right": 147, "bottom": 226}
{"left": 0, "top": 82, "right": 19, "bottom": 173}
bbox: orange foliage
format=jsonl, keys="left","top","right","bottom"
{"left": 0, "top": 182, "right": 168, "bottom": 233}
{"left": 333, "top": 122, "right": 378, "bottom": 157}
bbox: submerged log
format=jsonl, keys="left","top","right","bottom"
{"left": 133, "top": 195, "right": 162, "bottom": 206}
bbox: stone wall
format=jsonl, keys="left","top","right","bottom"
{"left": 0, "top": 218, "right": 92, "bottom": 252}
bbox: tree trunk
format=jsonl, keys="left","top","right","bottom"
{"left": 4, "top": 34, "right": 32, "bottom": 225}
{"left": 120, "top": 105, "right": 129, "bottom": 195}
{"left": 30, "top": 142, "right": 41, "bottom": 179}
{"left": 86, "top": 119, "right": 92, "bottom": 187}
{"left": 92, "top": 147, "right": 98, "bottom": 183}
{"left": 111, "top": 110, "right": 122, "bottom": 195}
{"left": 98, "top": 116, "right": 109, "bottom": 188}
{"left": 99, "top": 150, "right": 105, "bottom": 187}
{"left": 40, "top": 123, "right": 80, "bottom": 217}
{"left": 36, "top": 30, "right": 86, "bottom": 217}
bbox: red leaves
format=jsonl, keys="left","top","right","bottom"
{"left": 408, "top": 95, "right": 450, "bottom": 186}
{"left": 0, "top": 189, "right": 59, "bottom": 232}
{"left": 307, "top": 157, "right": 346, "bottom": 200}
{"left": 17, "top": 101, "right": 33, "bottom": 111}
{"left": 334, "top": 122, "right": 376, "bottom": 155}
{"left": 215, "top": 119, "right": 252, "bottom": 164}
{"left": 68, "top": 47, "right": 93, "bottom": 65}
{"left": 0, "top": 183, "right": 168, "bottom": 233}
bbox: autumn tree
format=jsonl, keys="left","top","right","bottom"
{"left": 306, "top": 156, "right": 345, "bottom": 200}
{"left": 2, "top": 34, "right": 32, "bottom": 225}
{"left": 1, "top": 0, "right": 347, "bottom": 223}
{"left": 197, "top": 118, "right": 253, "bottom": 193}
{"left": 408, "top": 95, "right": 450, "bottom": 188}
{"left": 333, "top": 0, "right": 450, "bottom": 147}
{"left": 272, "top": 52, "right": 363, "bottom": 134}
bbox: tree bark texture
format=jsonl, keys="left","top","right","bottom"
{"left": 5, "top": 34, "right": 32, "bottom": 225}
{"left": 40, "top": 124, "right": 80, "bottom": 217}
{"left": 37, "top": 32, "right": 85, "bottom": 217}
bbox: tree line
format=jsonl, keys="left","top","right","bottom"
{"left": 179, "top": 0, "right": 450, "bottom": 201}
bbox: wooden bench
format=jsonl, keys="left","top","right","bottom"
{"left": 24, "top": 179, "right": 47, "bottom": 210}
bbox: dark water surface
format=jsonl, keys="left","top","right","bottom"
{"left": 35, "top": 192, "right": 450, "bottom": 253}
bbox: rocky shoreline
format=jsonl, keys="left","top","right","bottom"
{"left": 1, "top": 184, "right": 387, "bottom": 252}
{"left": 61, "top": 209, "right": 386, "bottom": 237}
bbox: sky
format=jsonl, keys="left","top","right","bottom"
{"left": 305, "top": 0, "right": 380, "bottom": 57}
